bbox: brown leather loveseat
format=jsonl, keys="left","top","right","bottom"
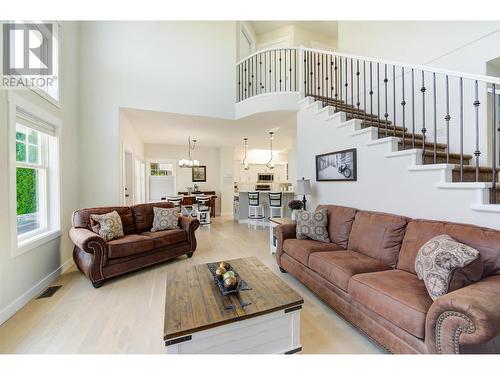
{"left": 276, "top": 205, "right": 500, "bottom": 354}
{"left": 70, "top": 202, "right": 200, "bottom": 288}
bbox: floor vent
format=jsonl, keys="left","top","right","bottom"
{"left": 36, "top": 285, "right": 62, "bottom": 299}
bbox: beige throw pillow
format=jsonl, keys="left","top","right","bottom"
{"left": 296, "top": 208, "right": 330, "bottom": 243}
{"left": 415, "top": 234, "right": 481, "bottom": 300}
{"left": 151, "top": 207, "right": 180, "bottom": 232}
{"left": 90, "top": 211, "right": 124, "bottom": 241}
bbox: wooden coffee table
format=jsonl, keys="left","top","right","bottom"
{"left": 163, "top": 256, "right": 303, "bottom": 354}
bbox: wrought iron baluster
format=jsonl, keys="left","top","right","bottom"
{"left": 384, "top": 64, "right": 388, "bottom": 136}
{"left": 334, "top": 56, "right": 338, "bottom": 101}
{"left": 460, "top": 77, "right": 464, "bottom": 181}
{"left": 433, "top": 72, "right": 437, "bottom": 163}
{"left": 393, "top": 65, "right": 396, "bottom": 134}
{"left": 474, "top": 80, "right": 481, "bottom": 182}
{"left": 351, "top": 58, "right": 354, "bottom": 117}
{"left": 274, "top": 50, "right": 277, "bottom": 92}
{"left": 244, "top": 60, "right": 247, "bottom": 100}
{"left": 330, "top": 55, "right": 333, "bottom": 100}
{"left": 377, "top": 63, "right": 380, "bottom": 122}
{"left": 318, "top": 54, "right": 322, "bottom": 97}
{"left": 401, "top": 67, "right": 406, "bottom": 149}
{"left": 492, "top": 83, "right": 497, "bottom": 202}
{"left": 279, "top": 49, "right": 282, "bottom": 92}
{"left": 411, "top": 69, "right": 415, "bottom": 148}
{"left": 363, "top": 61, "right": 367, "bottom": 125}
{"left": 294, "top": 49, "right": 297, "bottom": 92}
{"left": 445, "top": 75, "right": 450, "bottom": 163}
{"left": 345, "top": 58, "right": 348, "bottom": 112}
{"left": 421, "top": 71, "right": 427, "bottom": 164}
{"left": 339, "top": 57, "right": 343, "bottom": 103}
{"left": 356, "top": 60, "right": 360, "bottom": 115}
{"left": 369, "top": 62, "right": 373, "bottom": 119}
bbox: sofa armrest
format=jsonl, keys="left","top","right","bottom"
{"left": 69, "top": 227, "right": 106, "bottom": 254}
{"left": 178, "top": 216, "right": 200, "bottom": 253}
{"left": 425, "top": 275, "right": 500, "bottom": 354}
{"left": 275, "top": 223, "right": 297, "bottom": 266}
{"left": 69, "top": 227, "right": 108, "bottom": 286}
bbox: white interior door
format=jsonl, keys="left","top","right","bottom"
{"left": 124, "top": 151, "right": 134, "bottom": 206}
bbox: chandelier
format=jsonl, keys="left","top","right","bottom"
{"left": 242, "top": 137, "right": 250, "bottom": 170}
{"left": 178, "top": 136, "right": 200, "bottom": 168}
{"left": 266, "top": 131, "right": 275, "bottom": 170}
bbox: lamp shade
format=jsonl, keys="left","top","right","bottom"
{"left": 296, "top": 179, "right": 312, "bottom": 195}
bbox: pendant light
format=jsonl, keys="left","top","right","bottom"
{"left": 266, "top": 131, "right": 275, "bottom": 170}
{"left": 242, "top": 137, "right": 250, "bottom": 170}
{"left": 178, "top": 136, "right": 200, "bottom": 168}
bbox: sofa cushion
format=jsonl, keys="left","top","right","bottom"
{"left": 317, "top": 205, "right": 357, "bottom": 248}
{"left": 348, "top": 270, "right": 433, "bottom": 339}
{"left": 283, "top": 239, "right": 342, "bottom": 266}
{"left": 347, "top": 210, "right": 409, "bottom": 268}
{"left": 415, "top": 234, "right": 482, "bottom": 300}
{"left": 73, "top": 206, "right": 136, "bottom": 235}
{"left": 130, "top": 202, "right": 174, "bottom": 233}
{"left": 296, "top": 208, "right": 330, "bottom": 243}
{"left": 151, "top": 207, "right": 180, "bottom": 232}
{"left": 142, "top": 229, "right": 187, "bottom": 248}
{"left": 107, "top": 234, "right": 155, "bottom": 259}
{"left": 308, "top": 250, "right": 391, "bottom": 291}
{"left": 90, "top": 211, "right": 125, "bottom": 241}
{"left": 398, "top": 219, "right": 500, "bottom": 278}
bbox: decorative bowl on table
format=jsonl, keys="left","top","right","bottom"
{"left": 207, "top": 261, "right": 249, "bottom": 295}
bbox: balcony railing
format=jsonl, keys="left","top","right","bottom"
{"left": 236, "top": 47, "right": 500, "bottom": 202}
{"left": 236, "top": 47, "right": 299, "bottom": 102}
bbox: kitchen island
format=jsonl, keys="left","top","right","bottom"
{"left": 234, "top": 191, "right": 296, "bottom": 224}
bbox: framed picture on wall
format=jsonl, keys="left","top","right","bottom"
{"left": 192, "top": 165, "right": 207, "bottom": 182}
{"left": 316, "top": 148, "right": 357, "bottom": 181}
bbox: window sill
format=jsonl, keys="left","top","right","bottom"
{"left": 12, "top": 229, "right": 62, "bottom": 258}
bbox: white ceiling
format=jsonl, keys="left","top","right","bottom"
{"left": 121, "top": 108, "right": 297, "bottom": 151}
{"left": 249, "top": 21, "right": 338, "bottom": 39}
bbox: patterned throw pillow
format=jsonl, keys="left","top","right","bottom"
{"left": 296, "top": 208, "right": 330, "bottom": 243}
{"left": 415, "top": 234, "right": 480, "bottom": 300}
{"left": 151, "top": 207, "right": 180, "bottom": 232}
{"left": 90, "top": 211, "right": 124, "bottom": 241}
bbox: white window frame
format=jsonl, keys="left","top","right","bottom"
{"left": 8, "top": 92, "right": 61, "bottom": 257}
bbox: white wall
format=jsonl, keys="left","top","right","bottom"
{"left": 79, "top": 21, "right": 237, "bottom": 208}
{"left": 0, "top": 22, "right": 80, "bottom": 323}
{"left": 338, "top": 21, "right": 500, "bottom": 74}
{"left": 255, "top": 24, "right": 337, "bottom": 51}
{"left": 297, "top": 101, "right": 500, "bottom": 230}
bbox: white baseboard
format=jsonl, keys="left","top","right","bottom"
{"left": 0, "top": 258, "right": 74, "bottom": 325}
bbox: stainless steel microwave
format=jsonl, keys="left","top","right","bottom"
{"left": 257, "top": 173, "right": 274, "bottom": 182}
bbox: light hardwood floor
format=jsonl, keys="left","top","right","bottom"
{"left": 0, "top": 217, "right": 384, "bottom": 354}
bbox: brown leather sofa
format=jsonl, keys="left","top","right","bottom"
{"left": 275, "top": 205, "right": 500, "bottom": 354}
{"left": 70, "top": 202, "right": 200, "bottom": 288}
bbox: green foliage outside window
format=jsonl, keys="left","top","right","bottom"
{"left": 17, "top": 168, "right": 37, "bottom": 215}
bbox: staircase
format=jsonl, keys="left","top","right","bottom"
{"left": 236, "top": 47, "right": 500, "bottom": 211}
{"left": 316, "top": 95, "right": 497, "bottom": 184}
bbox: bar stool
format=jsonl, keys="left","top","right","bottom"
{"left": 195, "top": 195, "right": 211, "bottom": 225}
{"left": 166, "top": 196, "right": 183, "bottom": 213}
{"left": 268, "top": 192, "right": 284, "bottom": 218}
{"left": 248, "top": 192, "right": 265, "bottom": 229}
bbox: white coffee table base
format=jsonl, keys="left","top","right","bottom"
{"left": 165, "top": 305, "right": 302, "bottom": 354}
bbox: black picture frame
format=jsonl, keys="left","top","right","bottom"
{"left": 192, "top": 165, "right": 207, "bottom": 182}
{"left": 315, "top": 148, "right": 357, "bottom": 181}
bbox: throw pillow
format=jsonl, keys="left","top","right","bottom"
{"left": 415, "top": 234, "right": 482, "bottom": 300}
{"left": 151, "top": 206, "right": 180, "bottom": 232}
{"left": 296, "top": 208, "right": 330, "bottom": 243}
{"left": 90, "top": 211, "right": 124, "bottom": 241}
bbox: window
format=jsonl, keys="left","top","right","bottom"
{"left": 9, "top": 93, "right": 61, "bottom": 256}
{"left": 15, "top": 124, "right": 48, "bottom": 237}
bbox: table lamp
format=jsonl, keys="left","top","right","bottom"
{"left": 296, "top": 177, "right": 312, "bottom": 210}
